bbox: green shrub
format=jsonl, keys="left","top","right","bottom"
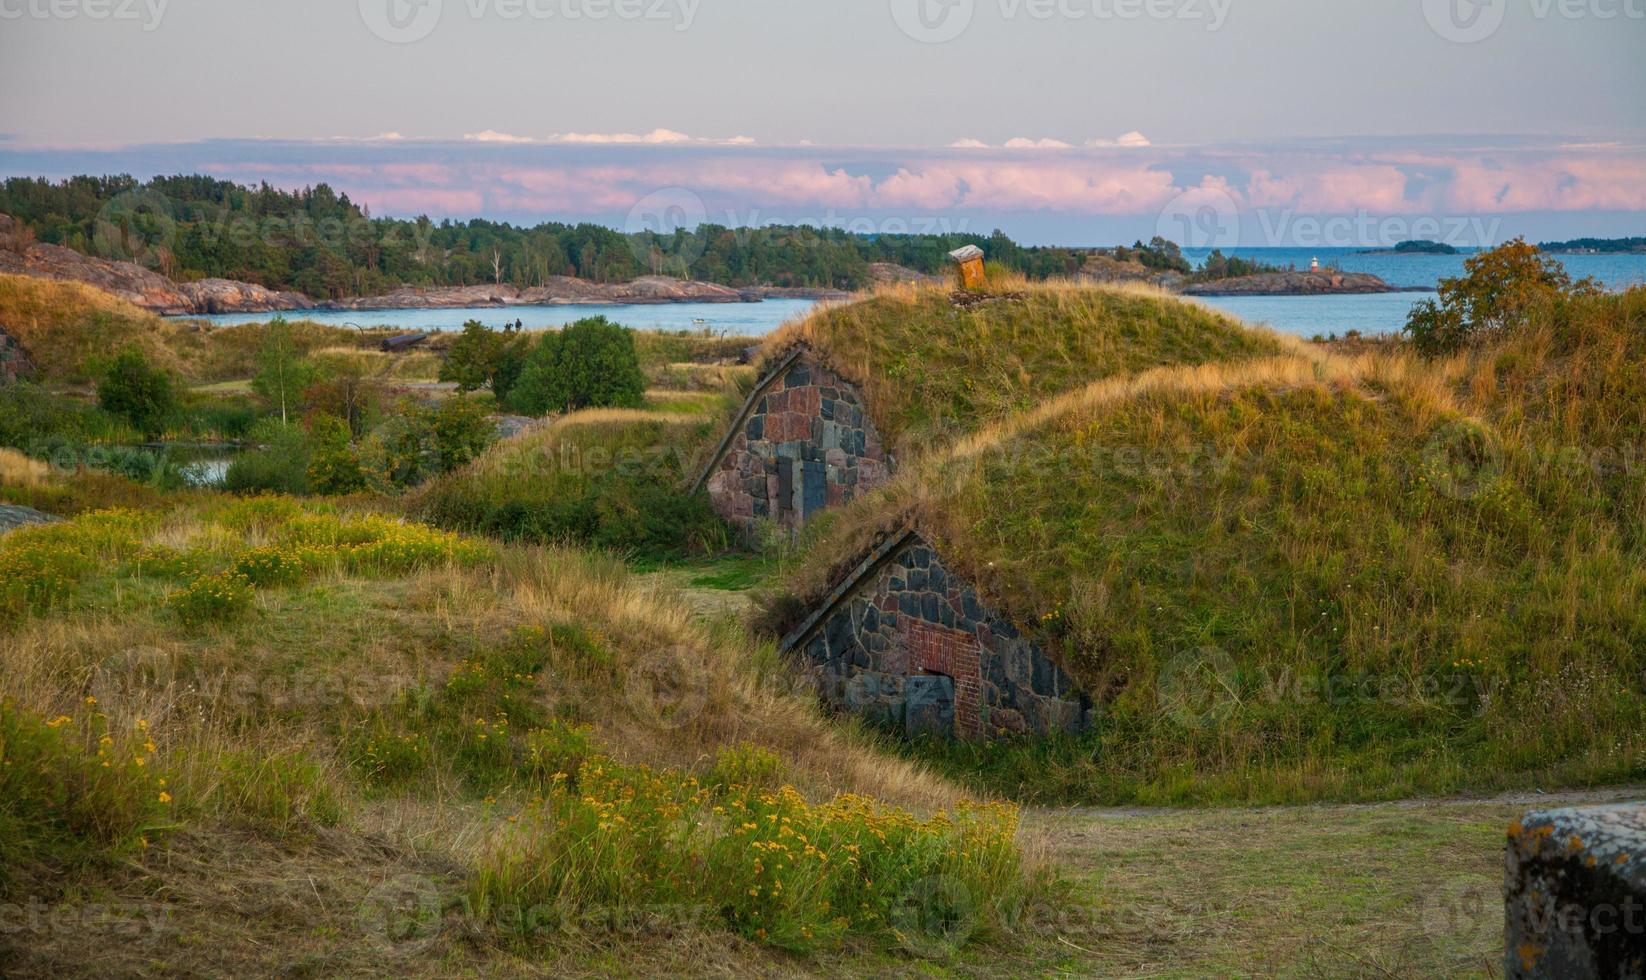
{"left": 305, "top": 413, "right": 367, "bottom": 495}
{"left": 224, "top": 419, "right": 311, "bottom": 495}
{"left": 0, "top": 384, "right": 133, "bottom": 451}
{"left": 706, "top": 741, "right": 784, "bottom": 792}
{"left": 96, "top": 348, "right": 178, "bottom": 439}
{"left": 1405, "top": 238, "right": 1602, "bottom": 356}
{"left": 168, "top": 571, "right": 254, "bottom": 626}
{"left": 510, "top": 316, "right": 645, "bottom": 415}
{"left": 361, "top": 394, "right": 496, "bottom": 489}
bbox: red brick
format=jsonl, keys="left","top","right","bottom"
{"left": 904, "top": 619, "right": 983, "bottom": 737}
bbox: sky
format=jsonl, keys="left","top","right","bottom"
{"left": 1, "top": 0, "right": 1643, "bottom": 246}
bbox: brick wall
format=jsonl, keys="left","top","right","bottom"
{"left": 706, "top": 354, "right": 891, "bottom": 538}
{"left": 905, "top": 619, "right": 982, "bottom": 737}
{"left": 797, "top": 535, "right": 1090, "bottom": 740}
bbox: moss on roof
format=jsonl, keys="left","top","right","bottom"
{"left": 753, "top": 279, "right": 1291, "bottom": 457}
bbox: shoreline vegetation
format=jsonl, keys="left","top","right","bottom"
{"left": 1, "top": 175, "right": 1429, "bottom": 318}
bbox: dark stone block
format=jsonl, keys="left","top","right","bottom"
{"left": 907, "top": 569, "right": 928, "bottom": 591}
{"left": 804, "top": 635, "right": 827, "bottom": 666}
{"left": 889, "top": 577, "right": 905, "bottom": 591}
{"left": 825, "top": 612, "right": 854, "bottom": 658}
{"left": 938, "top": 603, "right": 955, "bottom": 628}
{"left": 920, "top": 593, "right": 940, "bottom": 623}
{"left": 786, "top": 366, "right": 811, "bottom": 387}
{"left": 821, "top": 386, "right": 838, "bottom": 401}
{"left": 963, "top": 593, "right": 985, "bottom": 622}
{"left": 862, "top": 605, "right": 880, "bottom": 633}
{"left": 820, "top": 399, "right": 835, "bottom": 421}
{"left": 911, "top": 548, "right": 931, "bottom": 570}
{"left": 929, "top": 567, "right": 947, "bottom": 594}
{"left": 985, "top": 650, "right": 1008, "bottom": 691}
{"left": 899, "top": 592, "right": 920, "bottom": 617}
{"left": 746, "top": 415, "right": 764, "bottom": 441}
{"left": 1030, "top": 648, "right": 1057, "bottom": 697}
{"left": 905, "top": 674, "right": 954, "bottom": 739}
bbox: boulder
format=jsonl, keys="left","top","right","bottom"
{"left": 1504, "top": 803, "right": 1646, "bottom": 979}
{"left": 0, "top": 504, "right": 60, "bottom": 533}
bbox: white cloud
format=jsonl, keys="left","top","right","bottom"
{"left": 1086, "top": 131, "right": 1152, "bottom": 148}
{"left": 463, "top": 130, "right": 537, "bottom": 143}
{"left": 552, "top": 128, "right": 693, "bottom": 144}
{"left": 949, "top": 138, "right": 989, "bottom": 149}
{"left": 1003, "top": 137, "right": 1073, "bottom": 149}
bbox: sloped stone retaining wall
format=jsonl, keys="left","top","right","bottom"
{"left": 791, "top": 533, "right": 1091, "bottom": 740}
{"left": 704, "top": 351, "right": 890, "bottom": 537}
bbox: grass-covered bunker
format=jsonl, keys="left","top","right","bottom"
{"left": 695, "top": 280, "right": 1285, "bottom": 538}
{"left": 780, "top": 527, "right": 1093, "bottom": 739}
{"left": 774, "top": 292, "right": 1646, "bottom": 767}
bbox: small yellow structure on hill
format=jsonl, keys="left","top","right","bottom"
{"left": 948, "top": 245, "right": 985, "bottom": 289}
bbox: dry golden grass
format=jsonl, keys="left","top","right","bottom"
{"left": 0, "top": 273, "right": 182, "bottom": 380}
{"left": 0, "top": 446, "right": 49, "bottom": 487}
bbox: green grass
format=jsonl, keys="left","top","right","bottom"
{"left": 1, "top": 486, "right": 998, "bottom": 973}
{"left": 763, "top": 279, "right": 1289, "bottom": 455}
{"left": 412, "top": 409, "right": 730, "bottom": 560}
{"left": 775, "top": 292, "right": 1646, "bottom": 805}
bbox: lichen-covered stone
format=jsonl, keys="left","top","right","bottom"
{"left": 1504, "top": 803, "right": 1646, "bottom": 979}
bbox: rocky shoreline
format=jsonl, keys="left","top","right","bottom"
{"left": 1, "top": 213, "right": 1430, "bottom": 314}
{"left": 1181, "top": 270, "right": 1431, "bottom": 297}
{"left": 0, "top": 213, "right": 851, "bottom": 315}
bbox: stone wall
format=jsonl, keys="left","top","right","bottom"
{"left": 795, "top": 535, "right": 1091, "bottom": 740}
{"left": 1504, "top": 803, "right": 1646, "bottom": 978}
{"left": 0, "top": 324, "right": 33, "bottom": 385}
{"left": 705, "top": 353, "right": 890, "bottom": 538}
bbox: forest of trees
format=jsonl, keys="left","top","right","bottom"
{"left": 0, "top": 175, "right": 1089, "bottom": 300}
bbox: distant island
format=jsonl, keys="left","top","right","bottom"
{"left": 1536, "top": 237, "right": 1646, "bottom": 254}
{"left": 1182, "top": 270, "right": 1429, "bottom": 297}
{"left": 1357, "top": 240, "right": 1459, "bottom": 255}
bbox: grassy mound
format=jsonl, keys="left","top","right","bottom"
{"left": 777, "top": 339, "right": 1646, "bottom": 803}
{"left": 0, "top": 274, "right": 179, "bottom": 382}
{"left": 0, "top": 484, "right": 1040, "bottom": 971}
{"left": 755, "top": 278, "right": 1290, "bottom": 456}
{"left": 413, "top": 408, "right": 731, "bottom": 559}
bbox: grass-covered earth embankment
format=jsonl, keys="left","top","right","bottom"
{"left": 753, "top": 278, "right": 1290, "bottom": 457}
{"left": 774, "top": 288, "right": 1646, "bottom": 806}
